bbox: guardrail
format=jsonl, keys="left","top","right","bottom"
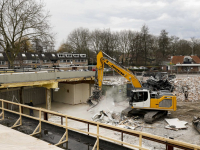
{"left": 0, "top": 99, "right": 200, "bottom": 150}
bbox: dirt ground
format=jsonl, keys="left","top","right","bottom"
{"left": 34, "top": 75, "right": 200, "bottom": 149}
{"left": 35, "top": 99, "right": 200, "bottom": 150}
{"left": 171, "top": 101, "right": 200, "bottom": 122}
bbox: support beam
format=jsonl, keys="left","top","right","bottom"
{"left": 30, "top": 122, "right": 41, "bottom": 136}
{"left": 0, "top": 101, "right": 4, "bottom": 120}
{"left": 19, "top": 87, "right": 24, "bottom": 113}
{"left": 92, "top": 139, "right": 98, "bottom": 150}
{"left": 55, "top": 131, "right": 67, "bottom": 146}
{"left": 11, "top": 118, "right": 21, "bottom": 128}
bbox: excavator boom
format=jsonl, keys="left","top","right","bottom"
{"left": 88, "top": 51, "right": 176, "bottom": 124}
{"left": 96, "top": 51, "right": 142, "bottom": 89}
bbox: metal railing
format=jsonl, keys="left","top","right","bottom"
{"left": 0, "top": 99, "right": 200, "bottom": 150}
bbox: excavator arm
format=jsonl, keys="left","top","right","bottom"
{"left": 87, "top": 51, "right": 142, "bottom": 106}
{"left": 96, "top": 51, "right": 142, "bottom": 90}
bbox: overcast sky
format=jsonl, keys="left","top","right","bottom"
{"left": 42, "top": 0, "right": 200, "bottom": 50}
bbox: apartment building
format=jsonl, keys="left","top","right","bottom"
{"left": 0, "top": 52, "right": 88, "bottom": 69}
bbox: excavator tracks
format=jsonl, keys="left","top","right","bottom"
{"left": 144, "top": 110, "right": 168, "bottom": 124}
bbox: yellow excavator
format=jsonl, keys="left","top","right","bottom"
{"left": 87, "top": 51, "right": 177, "bottom": 123}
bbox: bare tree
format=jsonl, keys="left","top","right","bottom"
{"left": 90, "top": 29, "right": 102, "bottom": 54}
{"left": 118, "top": 30, "right": 131, "bottom": 65}
{"left": 99, "top": 29, "right": 119, "bottom": 57}
{"left": 170, "top": 36, "right": 179, "bottom": 56}
{"left": 67, "top": 27, "right": 90, "bottom": 54}
{"left": 158, "top": 29, "right": 170, "bottom": 58}
{"left": 0, "top": 0, "right": 53, "bottom": 68}
{"left": 141, "top": 25, "right": 151, "bottom": 65}
{"left": 57, "top": 42, "right": 73, "bottom": 53}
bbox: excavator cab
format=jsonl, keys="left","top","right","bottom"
{"left": 129, "top": 89, "right": 150, "bottom": 108}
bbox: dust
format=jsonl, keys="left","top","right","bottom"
{"left": 92, "top": 87, "right": 127, "bottom": 114}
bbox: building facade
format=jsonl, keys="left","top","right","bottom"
{"left": 172, "top": 56, "right": 200, "bottom": 73}
{"left": 0, "top": 52, "right": 88, "bottom": 69}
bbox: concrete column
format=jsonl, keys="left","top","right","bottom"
{"left": 46, "top": 88, "right": 51, "bottom": 110}
{"left": 45, "top": 88, "right": 51, "bottom": 120}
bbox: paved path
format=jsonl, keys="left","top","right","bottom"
{"left": 0, "top": 124, "right": 62, "bottom": 150}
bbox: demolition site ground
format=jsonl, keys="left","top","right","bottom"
{"left": 43, "top": 74, "right": 200, "bottom": 149}
{"left": 1, "top": 74, "right": 200, "bottom": 150}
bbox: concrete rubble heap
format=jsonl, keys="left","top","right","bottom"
{"left": 102, "top": 77, "right": 126, "bottom": 85}
{"left": 171, "top": 77, "right": 200, "bottom": 102}
{"left": 92, "top": 110, "right": 141, "bottom": 130}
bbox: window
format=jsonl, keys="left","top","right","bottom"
{"left": 44, "top": 60, "right": 50, "bottom": 63}
{"left": 32, "top": 60, "right": 40, "bottom": 63}
{"left": 41, "top": 54, "right": 45, "bottom": 57}
{"left": 66, "top": 54, "right": 72, "bottom": 57}
{"left": 81, "top": 59, "right": 86, "bottom": 62}
{"left": 22, "top": 54, "right": 26, "bottom": 57}
{"left": 51, "top": 60, "right": 57, "bottom": 63}
{"left": 31, "top": 54, "right": 34, "bottom": 57}
{"left": 13, "top": 61, "right": 20, "bottom": 64}
{"left": 67, "top": 59, "right": 72, "bottom": 62}
{"left": 0, "top": 53, "right": 3, "bottom": 57}
{"left": 75, "top": 59, "right": 80, "bottom": 62}
{"left": 52, "top": 54, "right": 55, "bottom": 57}
{"left": 60, "top": 59, "right": 66, "bottom": 63}
{"left": 73, "top": 54, "right": 79, "bottom": 57}
{"left": 23, "top": 60, "right": 28, "bottom": 64}
{"left": 58, "top": 54, "right": 65, "bottom": 57}
{"left": 80, "top": 54, "right": 86, "bottom": 57}
{"left": 35, "top": 54, "right": 38, "bottom": 57}
{"left": 130, "top": 91, "right": 148, "bottom": 102}
{"left": 0, "top": 61, "right": 5, "bottom": 65}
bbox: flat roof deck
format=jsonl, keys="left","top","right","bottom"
{"left": 0, "top": 124, "right": 62, "bottom": 150}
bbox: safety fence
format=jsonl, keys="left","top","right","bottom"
{"left": 0, "top": 99, "right": 200, "bottom": 150}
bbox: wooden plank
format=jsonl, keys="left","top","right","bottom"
{"left": 139, "top": 134, "right": 142, "bottom": 150}
{"left": 11, "top": 118, "right": 21, "bottom": 128}
{"left": 97, "top": 124, "right": 99, "bottom": 150}
{"left": 55, "top": 132, "right": 67, "bottom": 146}
{"left": 92, "top": 139, "right": 98, "bottom": 150}
{"left": 30, "top": 123, "right": 41, "bottom": 136}
{"left": 66, "top": 116, "right": 68, "bottom": 142}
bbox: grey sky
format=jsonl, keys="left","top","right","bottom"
{"left": 42, "top": 0, "right": 200, "bottom": 50}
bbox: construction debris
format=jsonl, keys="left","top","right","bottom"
{"left": 172, "top": 77, "right": 200, "bottom": 102}
{"left": 193, "top": 116, "right": 200, "bottom": 134}
{"left": 165, "top": 118, "right": 188, "bottom": 130}
{"left": 102, "top": 77, "right": 126, "bottom": 85}
{"left": 142, "top": 76, "right": 174, "bottom": 92}
{"left": 92, "top": 110, "right": 141, "bottom": 130}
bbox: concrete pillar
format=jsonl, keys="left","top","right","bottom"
{"left": 46, "top": 88, "right": 51, "bottom": 110}
{"left": 45, "top": 88, "right": 51, "bottom": 120}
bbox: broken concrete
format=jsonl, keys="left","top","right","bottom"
{"left": 165, "top": 118, "right": 188, "bottom": 130}
{"left": 172, "top": 76, "right": 200, "bottom": 102}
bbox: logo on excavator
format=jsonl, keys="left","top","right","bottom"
{"left": 111, "top": 65, "right": 125, "bottom": 76}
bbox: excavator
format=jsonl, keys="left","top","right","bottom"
{"left": 87, "top": 51, "right": 177, "bottom": 123}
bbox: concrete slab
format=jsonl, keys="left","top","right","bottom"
{"left": 0, "top": 124, "right": 62, "bottom": 150}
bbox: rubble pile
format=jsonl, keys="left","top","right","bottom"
{"left": 102, "top": 77, "right": 126, "bottom": 85}
{"left": 142, "top": 77, "right": 174, "bottom": 91}
{"left": 172, "top": 77, "right": 200, "bottom": 102}
{"left": 193, "top": 116, "right": 200, "bottom": 133}
{"left": 92, "top": 110, "right": 141, "bottom": 130}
